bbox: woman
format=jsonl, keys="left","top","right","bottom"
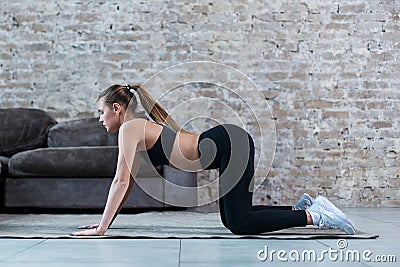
{"left": 71, "top": 84, "right": 355, "bottom": 236}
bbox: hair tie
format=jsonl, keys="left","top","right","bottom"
{"left": 124, "top": 84, "right": 135, "bottom": 94}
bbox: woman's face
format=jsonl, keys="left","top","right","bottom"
{"left": 97, "top": 97, "right": 121, "bottom": 132}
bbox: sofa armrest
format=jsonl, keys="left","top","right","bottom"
{"left": 0, "top": 156, "right": 8, "bottom": 209}
{"left": 162, "top": 165, "right": 197, "bottom": 207}
{"left": 0, "top": 156, "right": 9, "bottom": 177}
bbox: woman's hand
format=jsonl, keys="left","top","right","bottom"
{"left": 69, "top": 227, "right": 104, "bottom": 236}
{"left": 77, "top": 223, "right": 99, "bottom": 230}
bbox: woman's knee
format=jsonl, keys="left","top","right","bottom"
{"left": 226, "top": 223, "right": 252, "bottom": 235}
{"left": 223, "top": 218, "right": 253, "bottom": 235}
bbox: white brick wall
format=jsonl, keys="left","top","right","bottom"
{"left": 1, "top": 0, "right": 399, "bottom": 206}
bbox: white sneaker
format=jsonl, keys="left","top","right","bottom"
{"left": 308, "top": 196, "right": 356, "bottom": 235}
{"left": 314, "top": 196, "right": 356, "bottom": 229}
{"left": 293, "top": 193, "right": 314, "bottom": 210}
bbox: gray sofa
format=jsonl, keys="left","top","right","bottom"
{"left": 0, "top": 108, "right": 197, "bottom": 211}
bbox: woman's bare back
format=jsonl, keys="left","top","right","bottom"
{"left": 134, "top": 119, "right": 202, "bottom": 171}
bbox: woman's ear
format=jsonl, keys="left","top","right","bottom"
{"left": 112, "top": 103, "right": 122, "bottom": 114}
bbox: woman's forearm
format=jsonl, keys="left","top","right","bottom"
{"left": 97, "top": 179, "right": 130, "bottom": 235}
{"left": 109, "top": 176, "right": 135, "bottom": 227}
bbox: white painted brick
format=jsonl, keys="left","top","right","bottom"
{"left": 0, "top": 0, "right": 398, "bottom": 207}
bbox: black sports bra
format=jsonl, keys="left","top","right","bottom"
{"left": 139, "top": 125, "right": 177, "bottom": 166}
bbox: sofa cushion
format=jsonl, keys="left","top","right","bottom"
{"left": 8, "top": 146, "right": 161, "bottom": 178}
{"left": 0, "top": 108, "right": 57, "bottom": 157}
{"left": 48, "top": 117, "right": 118, "bottom": 147}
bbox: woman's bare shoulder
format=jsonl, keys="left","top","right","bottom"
{"left": 120, "top": 118, "right": 161, "bottom": 136}
{"left": 119, "top": 119, "right": 162, "bottom": 151}
{"left": 122, "top": 117, "right": 148, "bottom": 126}
{"left": 118, "top": 118, "right": 147, "bottom": 138}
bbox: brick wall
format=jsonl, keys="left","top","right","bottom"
{"left": 1, "top": 0, "right": 399, "bottom": 207}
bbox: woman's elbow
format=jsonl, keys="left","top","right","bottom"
{"left": 112, "top": 178, "right": 130, "bottom": 189}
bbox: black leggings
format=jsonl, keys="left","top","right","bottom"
{"left": 198, "top": 124, "right": 307, "bottom": 235}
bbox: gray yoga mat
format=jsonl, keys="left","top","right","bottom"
{"left": 0, "top": 212, "right": 378, "bottom": 239}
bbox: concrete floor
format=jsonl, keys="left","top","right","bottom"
{"left": 0, "top": 208, "right": 398, "bottom": 267}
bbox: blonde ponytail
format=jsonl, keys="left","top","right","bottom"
{"left": 128, "top": 84, "right": 182, "bottom": 132}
